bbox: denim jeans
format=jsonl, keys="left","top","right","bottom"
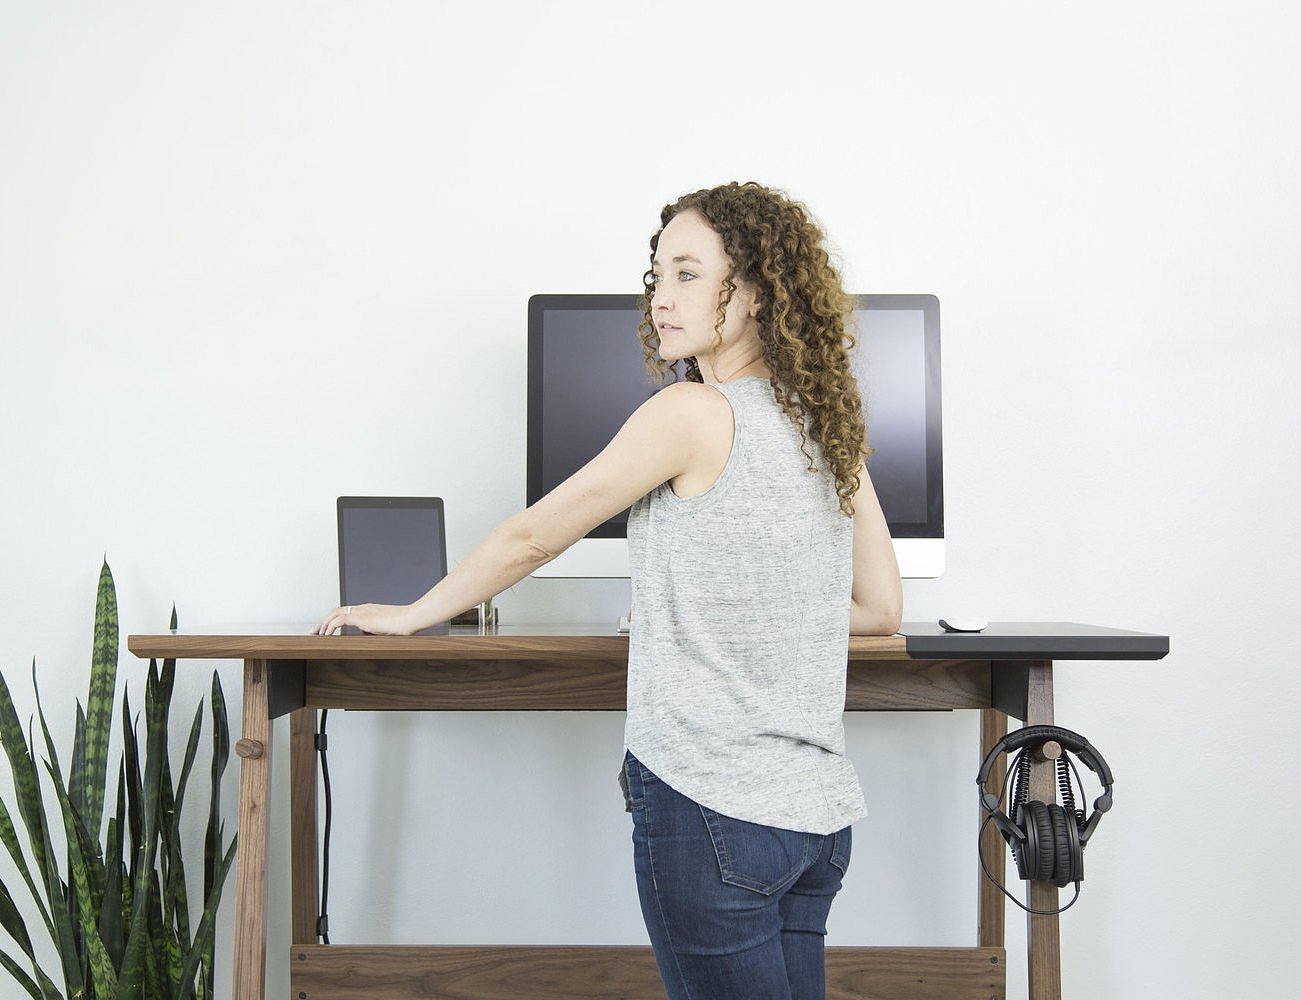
{"left": 623, "top": 752, "right": 851, "bottom": 1000}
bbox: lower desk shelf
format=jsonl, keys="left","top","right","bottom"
{"left": 290, "top": 944, "right": 1006, "bottom": 1000}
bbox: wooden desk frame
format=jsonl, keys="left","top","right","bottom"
{"left": 128, "top": 626, "right": 1155, "bottom": 1000}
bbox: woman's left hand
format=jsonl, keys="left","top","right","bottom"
{"left": 313, "top": 603, "right": 414, "bottom": 636}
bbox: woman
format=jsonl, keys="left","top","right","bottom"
{"left": 315, "top": 181, "right": 902, "bottom": 1000}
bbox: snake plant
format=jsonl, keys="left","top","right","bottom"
{"left": 0, "top": 561, "right": 237, "bottom": 1000}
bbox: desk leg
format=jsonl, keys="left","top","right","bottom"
{"left": 290, "top": 708, "right": 319, "bottom": 945}
{"left": 233, "top": 660, "right": 272, "bottom": 1000}
{"left": 979, "top": 707, "right": 1008, "bottom": 949}
{"left": 1024, "top": 660, "right": 1062, "bottom": 1000}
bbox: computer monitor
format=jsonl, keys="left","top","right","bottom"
{"left": 526, "top": 293, "right": 943, "bottom": 578}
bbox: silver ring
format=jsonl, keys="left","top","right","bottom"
{"left": 344, "top": 606, "right": 352, "bottom": 615}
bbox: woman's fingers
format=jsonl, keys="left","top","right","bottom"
{"left": 313, "top": 606, "right": 352, "bottom": 635}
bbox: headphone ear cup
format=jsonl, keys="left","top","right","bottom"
{"left": 1026, "top": 801, "right": 1056, "bottom": 882}
{"left": 1046, "top": 804, "right": 1074, "bottom": 887}
{"left": 1016, "top": 801, "right": 1052, "bottom": 882}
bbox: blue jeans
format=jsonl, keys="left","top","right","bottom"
{"left": 624, "top": 752, "right": 851, "bottom": 1000}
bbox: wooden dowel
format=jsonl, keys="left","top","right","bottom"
{"left": 1032, "top": 740, "right": 1062, "bottom": 763}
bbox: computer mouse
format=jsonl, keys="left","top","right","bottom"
{"left": 938, "top": 617, "right": 988, "bottom": 633}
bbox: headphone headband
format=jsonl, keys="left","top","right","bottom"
{"left": 976, "top": 724, "right": 1114, "bottom": 796}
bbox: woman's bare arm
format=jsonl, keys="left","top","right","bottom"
{"left": 848, "top": 465, "right": 904, "bottom": 635}
{"left": 314, "top": 382, "right": 728, "bottom": 635}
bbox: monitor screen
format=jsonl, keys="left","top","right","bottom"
{"left": 526, "top": 293, "right": 943, "bottom": 576}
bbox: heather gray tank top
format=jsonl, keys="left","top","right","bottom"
{"left": 624, "top": 376, "right": 866, "bottom": 834}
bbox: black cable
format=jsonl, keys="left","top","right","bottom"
{"left": 317, "top": 708, "right": 332, "bottom": 944}
{"left": 978, "top": 812, "right": 1082, "bottom": 916}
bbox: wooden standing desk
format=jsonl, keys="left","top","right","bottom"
{"left": 127, "top": 622, "right": 1167, "bottom": 1000}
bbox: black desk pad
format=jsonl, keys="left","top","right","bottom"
{"left": 898, "top": 622, "right": 1169, "bottom": 660}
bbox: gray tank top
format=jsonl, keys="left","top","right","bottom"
{"left": 624, "top": 376, "right": 867, "bottom": 834}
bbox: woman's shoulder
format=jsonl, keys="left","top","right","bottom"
{"left": 641, "top": 380, "right": 734, "bottom": 450}
{"left": 648, "top": 379, "right": 734, "bottom": 419}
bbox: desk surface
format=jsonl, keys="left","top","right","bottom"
{"left": 127, "top": 621, "right": 1168, "bottom": 662}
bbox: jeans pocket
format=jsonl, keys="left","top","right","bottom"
{"left": 618, "top": 761, "right": 633, "bottom": 813}
{"left": 622, "top": 751, "right": 649, "bottom": 812}
{"left": 829, "top": 826, "right": 852, "bottom": 877}
{"left": 699, "top": 806, "right": 813, "bottom": 896}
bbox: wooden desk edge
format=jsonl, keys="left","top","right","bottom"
{"left": 126, "top": 631, "right": 911, "bottom": 660}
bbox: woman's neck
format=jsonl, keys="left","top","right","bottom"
{"left": 697, "top": 349, "right": 771, "bottom": 384}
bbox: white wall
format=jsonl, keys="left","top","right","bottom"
{"left": 2, "top": 2, "right": 1298, "bottom": 997}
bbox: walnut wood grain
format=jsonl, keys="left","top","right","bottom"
{"left": 844, "top": 658, "right": 992, "bottom": 711}
{"left": 290, "top": 709, "right": 319, "bottom": 945}
{"left": 979, "top": 707, "right": 1009, "bottom": 949}
{"left": 127, "top": 629, "right": 909, "bottom": 662}
{"left": 306, "top": 657, "right": 631, "bottom": 711}
{"left": 232, "top": 661, "right": 271, "bottom": 1000}
{"left": 289, "top": 944, "right": 1006, "bottom": 1000}
{"left": 1023, "top": 661, "right": 1062, "bottom": 1000}
{"left": 301, "top": 656, "right": 994, "bottom": 712}
{"left": 825, "top": 945, "right": 1006, "bottom": 1000}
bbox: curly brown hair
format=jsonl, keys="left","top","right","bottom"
{"left": 637, "top": 181, "right": 868, "bottom": 516}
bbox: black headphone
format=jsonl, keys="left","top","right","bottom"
{"left": 976, "top": 725, "right": 1113, "bottom": 907}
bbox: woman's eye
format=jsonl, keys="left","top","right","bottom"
{"left": 678, "top": 271, "right": 695, "bottom": 282}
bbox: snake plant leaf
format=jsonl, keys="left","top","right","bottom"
{"left": 43, "top": 762, "right": 118, "bottom": 1000}
{"left": 31, "top": 674, "right": 65, "bottom": 805}
{"left": 46, "top": 767, "right": 106, "bottom": 920}
{"left": 138, "top": 867, "right": 165, "bottom": 998}
{"left": 156, "top": 659, "right": 175, "bottom": 725}
{"left": 0, "top": 679, "right": 82, "bottom": 997}
{"left": 0, "top": 793, "right": 53, "bottom": 937}
{"left": 201, "top": 671, "right": 229, "bottom": 1000}
{"left": 34, "top": 680, "right": 107, "bottom": 918}
{"left": 30, "top": 699, "right": 101, "bottom": 996}
{"left": 113, "top": 852, "right": 150, "bottom": 995}
{"left": 70, "top": 705, "right": 87, "bottom": 826}
{"left": 0, "top": 885, "right": 65, "bottom": 1000}
{"left": 161, "top": 701, "right": 204, "bottom": 963}
{"left": 25, "top": 722, "right": 81, "bottom": 1000}
{"left": 160, "top": 907, "right": 183, "bottom": 998}
{"left": 142, "top": 664, "right": 166, "bottom": 849}
{"left": 116, "top": 662, "right": 170, "bottom": 1000}
{"left": 0, "top": 879, "right": 42, "bottom": 978}
{"left": 171, "top": 834, "right": 236, "bottom": 1000}
{"left": 0, "top": 947, "right": 43, "bottom": 1000}
{"left": 83, "top": 560, "right": 119, "bottom": 840}
{"left": 150, "top": 660, "right": 178, "bottom": 865}
{"left": 204, "top": 673, "right": 228, "bottom": 907}
{"left": 171, "top": 703, "right": 203, "bottom": 833}
{"left": 0, "top": 911, "right": 63, "bottom": 1000}
{"left": 99, "top": 763, "right": 126, "bottom": 971}
{"left": 121, "top": 691, "right": 142, "bottom": 890}
{"left": 159, "top": 836, "right": 186, "bottom": 996}
{"left": 0, "top": 668, "right": 54, "bottom": 897}
{"left": 0, "top": 873, "right": 57, "bottom": 988}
